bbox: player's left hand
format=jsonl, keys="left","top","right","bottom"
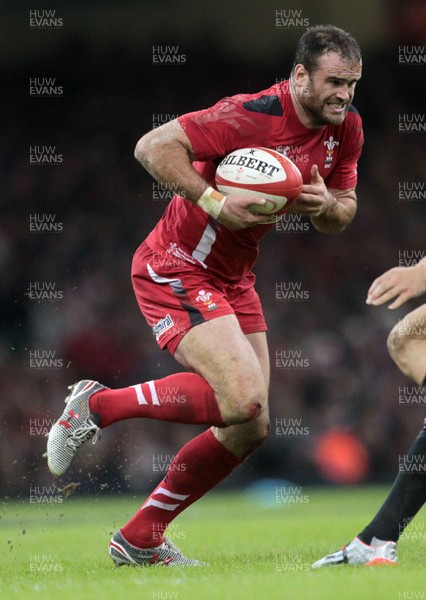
{"left": 366, "top": 265, "right": 426, "bottom": 309}
{"left": 287, "top": 165, "right": 335, "bottom": 216}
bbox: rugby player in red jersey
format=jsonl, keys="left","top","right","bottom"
{"left": 46, "top": 25, "right": 364, "bottom": 566}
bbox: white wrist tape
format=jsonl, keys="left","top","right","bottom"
{"left": 196, "top": 186, "right": 226, "bottom": 219}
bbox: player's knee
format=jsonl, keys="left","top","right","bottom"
{"left": 387, "top": 323, "right": 408, "bottom": 363}
{"left": 221, "top": 379, "right": 268, "bottom": 425}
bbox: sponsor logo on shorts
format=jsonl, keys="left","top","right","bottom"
{"left": 153, "top": 314, "right": 175, "bottom": 339}
{"left": 195, "top": 289, "right": 219, "bottom": 311}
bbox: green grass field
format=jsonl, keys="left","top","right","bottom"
{"left": 1, "top": 488, "right": 425, "bottom": 600}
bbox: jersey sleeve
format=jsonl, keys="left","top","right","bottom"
{"left": 177, "top": 95, "right": 273, "bottom": 161}
{"left": 325, "top": 113, "right": 364, "bottom": 191}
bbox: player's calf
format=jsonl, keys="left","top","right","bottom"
{"left": 213, "top": 409, "right": 270, "bottom": 458}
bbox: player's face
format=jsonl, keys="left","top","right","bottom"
{"left": 297, "top": 52, "right": 362, "bottom": 127}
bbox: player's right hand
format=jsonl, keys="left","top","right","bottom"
{"left": 217, "top": 194, "right": 271, "bottom": 230}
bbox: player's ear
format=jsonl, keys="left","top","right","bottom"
{"left": 292, "top": 64, "right": 309, "bottom": 90}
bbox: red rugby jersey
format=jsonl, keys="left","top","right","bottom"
{"left": 145, "top": 80, "right": 364, "bottom": 283}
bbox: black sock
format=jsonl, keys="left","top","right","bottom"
{"left": 358, "top": 418, "right": 426, "bottom": 543}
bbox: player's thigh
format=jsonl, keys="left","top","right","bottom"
{"left": 174, "top": 314, "right": 268, "bottom": 421}
{"left": 246, "top": 331, "right": 270, "bottom": 389}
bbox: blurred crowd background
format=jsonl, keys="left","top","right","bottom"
{"left": 1, "top": 0, "right": 425, "bottom": 498}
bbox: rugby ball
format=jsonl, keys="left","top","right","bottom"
{"left": 215, "top": 147, "right": 303, "bottom": 214}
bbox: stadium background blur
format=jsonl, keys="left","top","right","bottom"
{"left": 1, "top": 0, "right": 425, "bottom": 498}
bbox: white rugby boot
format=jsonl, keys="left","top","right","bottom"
{"left": 109, "top": 530, "right": 206, "bottom": 567}
{"left": 312, "top": 536, "right": 397, "bottom": 568}
{"left": 45, "top": 380, "right": 106, "bottom": 476}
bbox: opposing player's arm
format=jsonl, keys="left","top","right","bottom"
{"left": 287, "top": 164, "right": 356, "bottom": 233}
{"left": 134, "top": 120, "right": 267, "bottom": 230}
{"left": 366, "top": 257, "right": 426, "bottom": 309}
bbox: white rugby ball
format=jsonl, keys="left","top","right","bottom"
{"left": 215, "top": 147, "right": 303, "bottom": 214}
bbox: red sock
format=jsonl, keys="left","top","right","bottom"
{"left": 121, "top": 429, "right": 242, "bottom": 548}
{"left": 89, "top": 373, "right": 224, "bottom": 427}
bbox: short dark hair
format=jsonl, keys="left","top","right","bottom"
{"left": 292, "top": 25, "right": 361, "bottom": 75}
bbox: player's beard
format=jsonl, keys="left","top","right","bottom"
{"left": 300, "top": 82, "right": 349, "bottom": 127}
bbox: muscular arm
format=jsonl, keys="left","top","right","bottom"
{"left": 310, "top": 188, "right": 357, "bottom": 234}
{"left": 134, "top": 120, "right": 267, "bottom": 229}
{"left": 134, "top": 120, "right": 206, "bottom": 202}
{"left": 286, "top": 165, "right": 357, "bottom": 234}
